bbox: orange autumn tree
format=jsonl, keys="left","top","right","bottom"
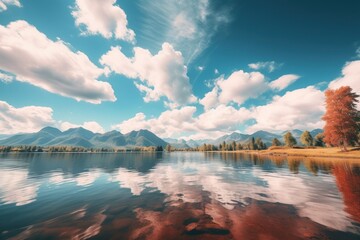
{"left": 322, "top": 86, "right": 359, "bottom": 151}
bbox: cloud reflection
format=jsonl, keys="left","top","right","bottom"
{"left": 109, "top": 157, "right": 359, "bottom": 233}
{"left": 0, "top": 168, "right": 39, "bottom": 206}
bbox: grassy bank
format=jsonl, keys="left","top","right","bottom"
{"left": 239, "top": 147, "right": 360, "bottom": 160}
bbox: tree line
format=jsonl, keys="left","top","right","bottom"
{"left": 0, "top": 145, "right": 164, "bottom": 153}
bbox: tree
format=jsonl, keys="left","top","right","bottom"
{"left": 166, "top": 144, "right": 172, "bottom": 152}
{"left": 322, "top": 86, "right": 359, "bottom": 151}
{"left": 232, "top": 141, "right": 236, "bottom": 151}
{"left": 236, "top": 143, "right": 243, "bottom": 150}
{"left": 284, "top": 132, "right": 297, "bottom": 147}
{"left": 272, "top": 138, "right": 282, "bottom": 146}
{"left": 249, "top": 137, "right": 256, "bottom": 150}
{"left": 300, "top": 131, "right": 313, "bottom": 146}
{"left": 314, "top": 133, "right": 324, "bottom": 147}
{"left": 255, "top": 138, "right": 266, "bottom": 150}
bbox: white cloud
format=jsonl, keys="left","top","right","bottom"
{"left": 248, "top": 61, "right": 282, "bottom": 72}
{"left": 328, "top": 60, "right": 360, "bottom": 109}
{"left": 112, "top": 107, "right": 197, "bottom": 138}
{"left": 0, "top": 100, "right": 54, "bottom": 134}
{"left": 72, "top": 0, "right": 135, "bottom": 42}
{"left": 113, "top": 105, "right": 251, "bottom": 140}
{"left": 0, "top": 71, "right": 13, "bottom": 83}
{"left": 138, "top": 0, "right": 230, "bottom": 62}
{"left": 100, "top": 43, "right": 196, "bottom": 106}
{"left": 199, "top": 86, "right": 220, "bottom": 110}
{"left": 197, "top": 66, "right": 204, "bottom": 71}
{"left": 249, "top": 86, "right": 325, "bottom": 133}
{"left": 214, "top": 68, "right": 219, "bottom": 74}
{"left": 59, "top": 121, "right": 105, "bottom": 133}
{"left": 0, "top": 0, "right": 21, "bottom": 11}
{"left": 200, "top": 70, "right": 300, "bottom": 110}
{"left": 0, "top": 20, "right": 116, "bottom": 104}
{"left": 217, "top": 70, "right": 268, "bottom": 105}
{"left": 269, "top": 74, "right": 300, "bottom": 91}
{"left": 196, "top": 105, "right": 251, "bottom": 132}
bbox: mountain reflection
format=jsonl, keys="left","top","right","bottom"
{"left": 0, "top": 152, "right": 359, "bottom": 239}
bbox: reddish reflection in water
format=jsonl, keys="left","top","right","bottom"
{"left": 1, "top": 153, "right": 360, "bottom": 240}
{"left": 333, "top": 164, "right": 360, "bottom": 222}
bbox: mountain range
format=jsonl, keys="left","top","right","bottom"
{"left": 0, "top": 127, "right": 323, "bottom": 148}
{"left": 0, "top": 127, "right": 167, "bottom": 148}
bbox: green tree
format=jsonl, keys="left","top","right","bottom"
{"left": 232, "top": 141, "right": 236, "bottom": 151}
{"left": 236, "top": 143, "right": 243, "bottom": 150}
{"left": 249, "top": 137, "right": 256, "bottom": 150}
{"left": 255, "top": 138, "right": 266, "bottom": 150}
{"left": 284, "top": 132, "right": 297, "bottom": 147}
{"left": 314, "top": 133, "right": 325, "bottom": 147}
{"left": 272, "top": 138, "right": 282, "bottom": 146}
{"left": 166, "top": 144, "right": 172, "bottom": 152}
{"left": 300, "top": 131, "right": 313, "bottom": 146}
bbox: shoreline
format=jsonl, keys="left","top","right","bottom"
{"left": 207, "top": 147, "right": 360, "bottom": 161}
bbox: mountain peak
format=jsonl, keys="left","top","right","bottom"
{"left": 39, "top": 126, "right": 62, "bottom": 136}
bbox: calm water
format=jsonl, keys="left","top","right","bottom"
{"left": 0, "top": 152, "right": 359, "bottom": 240}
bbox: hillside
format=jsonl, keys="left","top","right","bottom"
{"left": 0, "top": 127, "right": 168, "bottom": 148}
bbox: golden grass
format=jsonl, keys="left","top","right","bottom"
{"left": 252, "top": 147, "right": 360, "bottom": 161}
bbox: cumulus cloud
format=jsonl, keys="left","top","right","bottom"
{"left": 249, "top": 86, "right": 325, "bottom": 133}
{"left": 200, "top": 70, "right": 301, "bottom": 110}
{"left": 196, "top": 105, "right": 251, "bottom": 132}
{"left": 199, "top": 70, "right": 268, "bottom": 109}
{"left": 328, "top": 60, "right": 360, "bottom": 109}
{"left": 112, "top": 107, "right": 197, "bottom": 138}
{"left": 0, "top": 20, "right": 116, "bottom": 104}
{"left": 269, "top": 74, "right": 300, "bottom": 91}
{"left": 112, "top": 105, "right": 251, "bottom": 139}
{"left": 59, "top": 121, "right": 105, "bottom": 133}
{"left": 100, "top": 42, "right": 196, "bottom": 106}
{"left": 0, "top": 0, "right": 21, "bottom": 11}
{"left": 248, "top": 61, "right": 282, "bottom": 72}
{"left": 0, "top": 100, "right": 54, "bottom": 134}
{"left": 199, "top": 86, "right": 220, "bottom": 110}
{"left": 72, "top": 0, "right": 135, "bottom": 42}
{"left": 217, "top": 70, "right": 268, "bottom": 105}
{"left": 138, "top": 0, "right": 230, "bottom": 62}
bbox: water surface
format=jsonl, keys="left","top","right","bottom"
{"left": 0, "top": 152, "right": 359, "bottom": 239}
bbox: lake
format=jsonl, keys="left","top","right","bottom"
{"left": 0, "top": 152, "right": 359, "bottom": 239}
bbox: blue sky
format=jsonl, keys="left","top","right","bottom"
{"left": 0, "top": 0, "right": 359, "bottom": 139}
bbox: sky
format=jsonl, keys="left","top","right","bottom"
{"left": 0, "top": 0, "right": 359, "bottom": 140}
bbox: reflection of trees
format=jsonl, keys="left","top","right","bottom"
{"left": 287, "top": 159, "right": 300, "bottom": 174}
{"left": 11, "top": 152, "right": 163, "bottom": 176}
{"left": 304, "top": 160, "right": 319, "bottom": 175}
{"left": 333, "top": 164, "right": 360, "bottom": 222}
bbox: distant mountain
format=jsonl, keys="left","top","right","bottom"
{"left": 310, "top": 129, "right": 323, "bottom": 137}
{"left": 282, "top": 129, "right": 303, "bottom": 138}
{"left": 0, "top": 127, "right": 168, "bottom": 148}
{"left": 164, "top": 138, "right": 190, "bottom": 149}
{"left": 0, "top": 127, "right": 324, "bottom": 149}
{"left": 124, "top": 129, "right": 167, "bottom": 147}
{"left": 213, "top": 132, "right": 249, "bottom": 145}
